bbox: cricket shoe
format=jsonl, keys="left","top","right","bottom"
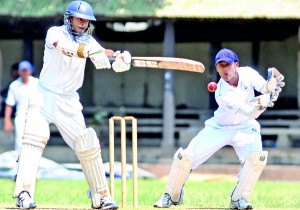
{"left": 97, "top": 195, "right": 118, "bottom": 210}
{"left": 16, "top": 198, "right": 20, "bottom": 207}
{"left": 230, "top": 198, "right": 253, "bottom": 209}
{"left": 17, "top": 191, "right": 37, "bottom": 209}
{"left": 153, "top": 189, "right": 184, "bottom": 208}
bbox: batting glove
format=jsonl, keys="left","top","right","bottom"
{"left": 89, "top": 50, "right": 111, "bottom": 69}
{"left": 112, "top": 51, "right": 132, "bottom": 73}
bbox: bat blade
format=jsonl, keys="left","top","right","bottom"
{"left": 131, "top": 57, "right": 205, "bottom": 73}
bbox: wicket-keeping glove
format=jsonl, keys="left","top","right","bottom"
{"left": 265, "top": 67, "right": 285, "bottom": 92}
{"left": 250, "top": 93, "right": 275, "bottom": 110}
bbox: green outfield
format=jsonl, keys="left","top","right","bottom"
{"left": 0, "top": 178, "right": 299, "bottom": 209}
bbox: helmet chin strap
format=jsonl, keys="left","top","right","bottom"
{"left": 67, "top": 18, "right": 91, "bottom": 43}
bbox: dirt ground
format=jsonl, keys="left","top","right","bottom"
{"left": 139, "top": 163, "right": 300, "bottom": 181}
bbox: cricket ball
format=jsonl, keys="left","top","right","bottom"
{"left": 207, "top": 82, "right": 217, "bottom": 92}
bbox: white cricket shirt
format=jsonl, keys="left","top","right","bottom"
{"left": 213, "top": 66, "right": 267, "bottom": 126}
{"left": 6, "top": 76, "right": 39, "bottom": 117}
{"left": 39, "top": 25, "right": 103, "bottom": 95}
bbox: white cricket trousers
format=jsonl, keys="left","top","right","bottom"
{"left": 184, "top": 117, "right": 263, "bottom": 169}
{"left": 27, "top": 85, "right": 86, "bottom": 150}
{"left": 14, "top": 115, "right": 26, "bottom": 152}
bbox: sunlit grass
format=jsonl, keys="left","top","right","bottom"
{"left": 0, "top": 178, "right": 299, "bottom": 209}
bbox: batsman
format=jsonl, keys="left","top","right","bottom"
{"left": 154, "top": 48, "right": 285, "bottom": 209}
{"left": 13, "top": 1, "right": 131, "bottom": 209}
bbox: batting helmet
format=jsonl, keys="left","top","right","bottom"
{"left": 65, "top": 1, "right": 96, "bottom": 21}
{"left": 64, "top": 1, "right": 95, "bottom": 41}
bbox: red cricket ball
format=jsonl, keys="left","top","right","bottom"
{"left": 207, "top": 82, "right": 217, "bottom": 92}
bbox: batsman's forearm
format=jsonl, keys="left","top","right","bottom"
{"left": 55, "top": 40, "right": 85, "bottom": 58}
{"left": 104, "top": 49, "right": 115, "bottom": 57}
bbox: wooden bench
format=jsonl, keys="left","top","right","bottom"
{"left": 261, "top": 109, "right": 300, "bottom": 119}
{"left": 82, "top": 106, "right": 205, "bottom": 146}
{"left": 261, "top": 127, "right": 300, "bottom": 148}
{"left": 82, "top": 107, "right": 300, "bottom": 148}
{"left": 258, "top": 119, "right": 300, "bottom": 128}
{"left": 258, "top": 110, "right": 300, "bottom": 148}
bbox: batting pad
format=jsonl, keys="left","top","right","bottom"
{"left": 165, "top": 147, "right": 192, "bottom": 202}
{"left": 14, "top": 131, "right": 49, "bottom": 198}
{"left": 231, "top": 151, "right": 268, "bottom": 201}
{"left": 75, "top": 128, "right": 109, "bottom": 209}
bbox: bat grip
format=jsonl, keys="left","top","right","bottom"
{"left": 108, "top": 57, "right": 116, "bottom": 64}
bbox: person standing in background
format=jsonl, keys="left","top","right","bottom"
{"left": 3, "top": 60, "right": 39, "bottom": 153}
{"left": 0, "top": 62, "right": 19, "bottom": 117}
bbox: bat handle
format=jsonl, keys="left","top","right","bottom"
{"left": 108, "top": 57, "right": 116, "bottom": 64}
{"left": 108, "top": 57, "right": 132, "bottom": 64}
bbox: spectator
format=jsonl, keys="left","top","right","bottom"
{"left": 0, "top": 62, "right": 19, "bottom": 117}
{"left": 3, "top": 60, "right": 39, "bottom": 152}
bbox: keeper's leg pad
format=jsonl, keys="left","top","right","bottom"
{"left": 231, "top": 151, "right": 268, "bottom": 201}
{"left": 75, "top": 128, "right": 109, "bottom": 209}
{"left": 13, "top": 117, "right": 50, "bottom": 198}
{"left": 165, "top": 147, "right": 192, "bottom": 202}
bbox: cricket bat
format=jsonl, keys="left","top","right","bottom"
{"left": 109, "top": 56, "right": 205, "bottom": 73}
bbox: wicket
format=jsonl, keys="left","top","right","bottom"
{"left": 109, "top": 116, "right": 138, "bottom": 208}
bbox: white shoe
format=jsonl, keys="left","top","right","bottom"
{"left": 18, "top": 191, "right": 37, "bottom": 209}
{"left": 98, "top": 195, "right": 118, "bottom": 210}
{"left": 154, "top": 189, "right": 184, "bottom": 208}
{"left": 230, "top": 198, "right": 253, "bottom": 209}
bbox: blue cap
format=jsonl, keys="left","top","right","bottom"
{"left": 18, "top": 61, "right": 33, "bottom": 71}
{"left": 215, "top": 48, "right": 239, "bottom": 65}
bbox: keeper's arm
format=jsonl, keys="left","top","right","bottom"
{"left": 216, "top": 92, "right": 266, "bottom": 119}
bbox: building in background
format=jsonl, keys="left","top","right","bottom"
{"left": 0, "top": 0, "right": 300, "bottom": 162}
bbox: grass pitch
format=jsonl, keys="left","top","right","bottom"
{"left": 0, "top": 178, "right": 300, "bottom": 209}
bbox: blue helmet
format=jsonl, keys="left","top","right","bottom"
{"left": 64, "top": 1, "right": 95, "bottom": 42}
{"left": 65, "top": 1, "right": 96, "bottom": 21}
